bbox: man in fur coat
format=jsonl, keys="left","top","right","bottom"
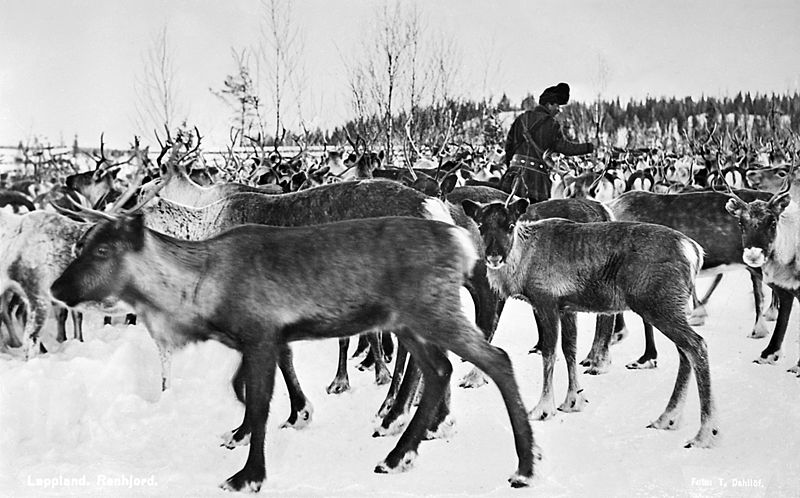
{"left": 504, "top": 82, "right": 594, "bottom": 202}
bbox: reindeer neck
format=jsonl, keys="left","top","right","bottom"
{"left": 143, "top": 198, "right": 225, "bottom": 241}
{"left": 487, "top": 222, "right": 536, "bottom": 297}
{"left": 772, "top": 201, "right": 800, "bottom": 266}
{"left": 120, "top": 230, "right": 213, "bottom": 316}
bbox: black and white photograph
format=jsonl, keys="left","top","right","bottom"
{"left": 1, "top": 1, "right": 799, "bottom": 496}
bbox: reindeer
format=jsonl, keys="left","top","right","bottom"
{"left": 112, "top": 178, "right": 499, "bottom": 437}
{"left": 0, "top": 210, "right": 90, "bottom": 353}
{"left": 745, "top": 164, "right": 792, "bottom": 193}
{"left": 462, "top": 199, "right": 719, "bottom": 448}
{"left": 605, "top": 189, "right": 782, "bottom": 368}
{"left": 725, "top": 178, "right": 800, "bottom": 372}
{"left": 145, "top": 127, "right": 283, "bottom": 207}
{"left": 50, "top": 213, "right": 536, "bottom": 492}
{"left": 34, "top": 134, "right": 131, "bottom": 213}
{"left": 0, "top": 189, "right": 36, "bottom": 213}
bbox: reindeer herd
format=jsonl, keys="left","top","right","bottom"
{"left": 1, "top": 128, "right": 799, "bottom": 493}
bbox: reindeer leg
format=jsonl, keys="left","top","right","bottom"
{"left": 755, "top": 287, "right": 793, "bottom": 364}
{"left": 580, "top": 313, "right": 617, "bottom": 368}
{"left": 366, "top": 332, "right": 392, "bottom": 385}
{"left": 375, "top": 355, "right": 422, "bottom": 437}
{"left": 377, "top": 341, "right": 408, "bottom": 418}
{"left": 446, "top": 322, "right": 536, "bottom": 487}
{"left": 223, "top": 345, "right": 313, "bottom": 449}
{"left": 72, "top": 311, "right": 83, "bottom": 342}
{"left": 750, "top": 269, "right": 772, "bottom": 338}
{"left": 1, "top": 293, "right": 23, "bottom": 348}
{"left": 352, "top": 333, "right": 370, "bottom": 359}
{"left": 375, "top": 340, "right": 449, "bottom": 474}
{"left": 220, "top": 345, "right": 276, "bottom": 493}
{"left": 459, "top": 290, "right": 504, "bottom": 387}
{"left": 23, "top": 294, "right": 48, "bottom": 359}
{"left": 584, "top": 314, "right": 614, "bottom": 374}
{"left": 558, "top": 313, "right": 588, "bottom": 412}
{"left": 610, "top": 313, "right": 629, "bottom": 344}
{"left": 529, "top": 308, "right": 558, "bottom": 421}
{"left": 381, "top": 331, "right": 394, "bottom": 363}
{"left": 155, "top": 340, "right": 173, "bottom": 391}
{"left": 55, "top": 305, "right": 68, "bottom": 342}
{"left": 326, "top": 337, "right": 351, "bottom": 394}
{"left": 277, "top": 345, "right": 313, "bottom": 429}
{"left": 627, "top": 320, "right": 658, "bottom": 369}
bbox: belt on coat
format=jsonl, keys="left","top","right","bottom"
{"left": 510, "top": 154, "right": 548, "bottom": 174}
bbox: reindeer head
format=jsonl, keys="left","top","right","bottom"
{"left": 725, "top": 192, "right": 791, "bottom": 268}
{"left": 51, "top": 213, "right": 146, "bottom": 312}
{"left": 462, "top": 199, "right": 529, "bottom": 269}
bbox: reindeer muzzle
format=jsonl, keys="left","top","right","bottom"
{"left": 742, "top": 247, "right": 766, "bottom": 268}
{"left": 486, "top": 255, "right": 505, "bottom": 269}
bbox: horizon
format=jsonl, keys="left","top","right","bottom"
{"left": 2, "top": 0, "right": 799, "bottom": 149}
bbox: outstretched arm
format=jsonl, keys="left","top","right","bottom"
{"left": 547, "top": 121, "right": 594, "bottom": 156}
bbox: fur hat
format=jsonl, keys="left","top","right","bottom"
{"left": 539, "top": 82, "right": 570, "bottom": 106}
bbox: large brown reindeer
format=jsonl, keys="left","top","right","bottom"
{"left": 605, "top": 189, "right": 783, "bottom": 368}
{"left": 725, "top": 178, "right": 800, "bottom": 373}
{"left": 50, "top": 213, "right": 536, "bottom": 492}
{"left": 132, "top": 179, "right": 501, "bottom": 437}
{"left": 462, "top": 199, "right": 719, "bottom": 448}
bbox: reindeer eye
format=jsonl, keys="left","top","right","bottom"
{"left": 94, "top": 245, "right": 110, "bottom": 259}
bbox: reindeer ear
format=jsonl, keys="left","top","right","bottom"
{"left": 461, "top": 199, "right": 482, "bottom": 221}
{"left": 118, "top": 213, "right": 146, "bottom": 251}
{"left": 725, "top": 197, "right": 745, "bottom": 217}
{"left": 509, "top": 198, "right": 530, "bottom": 219}
{"left": 440, "top": 174, "right": 458, "bottom": 196}
{"left": 771, "top": 192, "right": 792, "bottom": 214}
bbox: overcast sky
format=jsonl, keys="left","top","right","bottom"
{"left": 1, "top": 0, "right": 798, "bottom": 149}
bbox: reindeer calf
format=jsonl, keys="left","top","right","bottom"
{"left": 50, "top": 214, "right": 535, "bottom": 492}
{"left": 462, "top": 198, "right": 719, "bottom": 449}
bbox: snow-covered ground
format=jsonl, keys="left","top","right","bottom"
{"left": 1, "top": 269, "right": 799, "bottom": 497}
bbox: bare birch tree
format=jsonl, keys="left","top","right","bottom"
{"left": 592, "top": 52, "right": 611, "bottom": 145}
{"left": 134, "top": 25, "right": 186, "bottom": 138}
{"left": 258, "top": 0, "right": 303, "bottom": 145}
{"left": 211, "top": 49, "right": 264, "bottom": 146}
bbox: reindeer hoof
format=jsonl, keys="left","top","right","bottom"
{"left": 611, "top": 327, "right": 629, "bottom": 345}
{"left": 684, "top": 427, "right": 720, "bottom": 449}
{"left": 508, "top": 473, "right": 533, "bottom": 488}
{"left": 528, "top": 403, "right": 557, "bottom": 421}
{"left": 375, "top": 369, "right": 392, "bottom": 386}
{"left": 326, "top": 378, "right": 350, "bottom": 394}
{"left": 280, "top": 402, "right": 314, "bottom": 430}
{"left": 374, "top": 451, "right": 416, "bottom": 474}
{"left": 584, "top": 361, "right": 610, "bottom": 375}
{"left": 424, "top": 415, "right": 456, "bottom": 440}
{"left": 558, "top": 390, "right": 588, "bottom": 413}
{"left": 458, "top": 367, "right": 488, "bottom": 389}
{"left": 749, "top": 324, "right": 770, "bottom": 339}
{"left": 220, "top": 429, "right": 251, "bottom": 449}
{"left": 220, "top": 467, "right": 264, "bottom": 493}
{"left": 648, "top": 412, "right": 682, "bottom": 431}
{"left": 754, "top": 352, "right": 780, "bottom": 365}
{"left": 373, "top": 413, "right": 409, "bottom": 438}
{"left": 626, "top": 359, "right": 657, "bottom": 370}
